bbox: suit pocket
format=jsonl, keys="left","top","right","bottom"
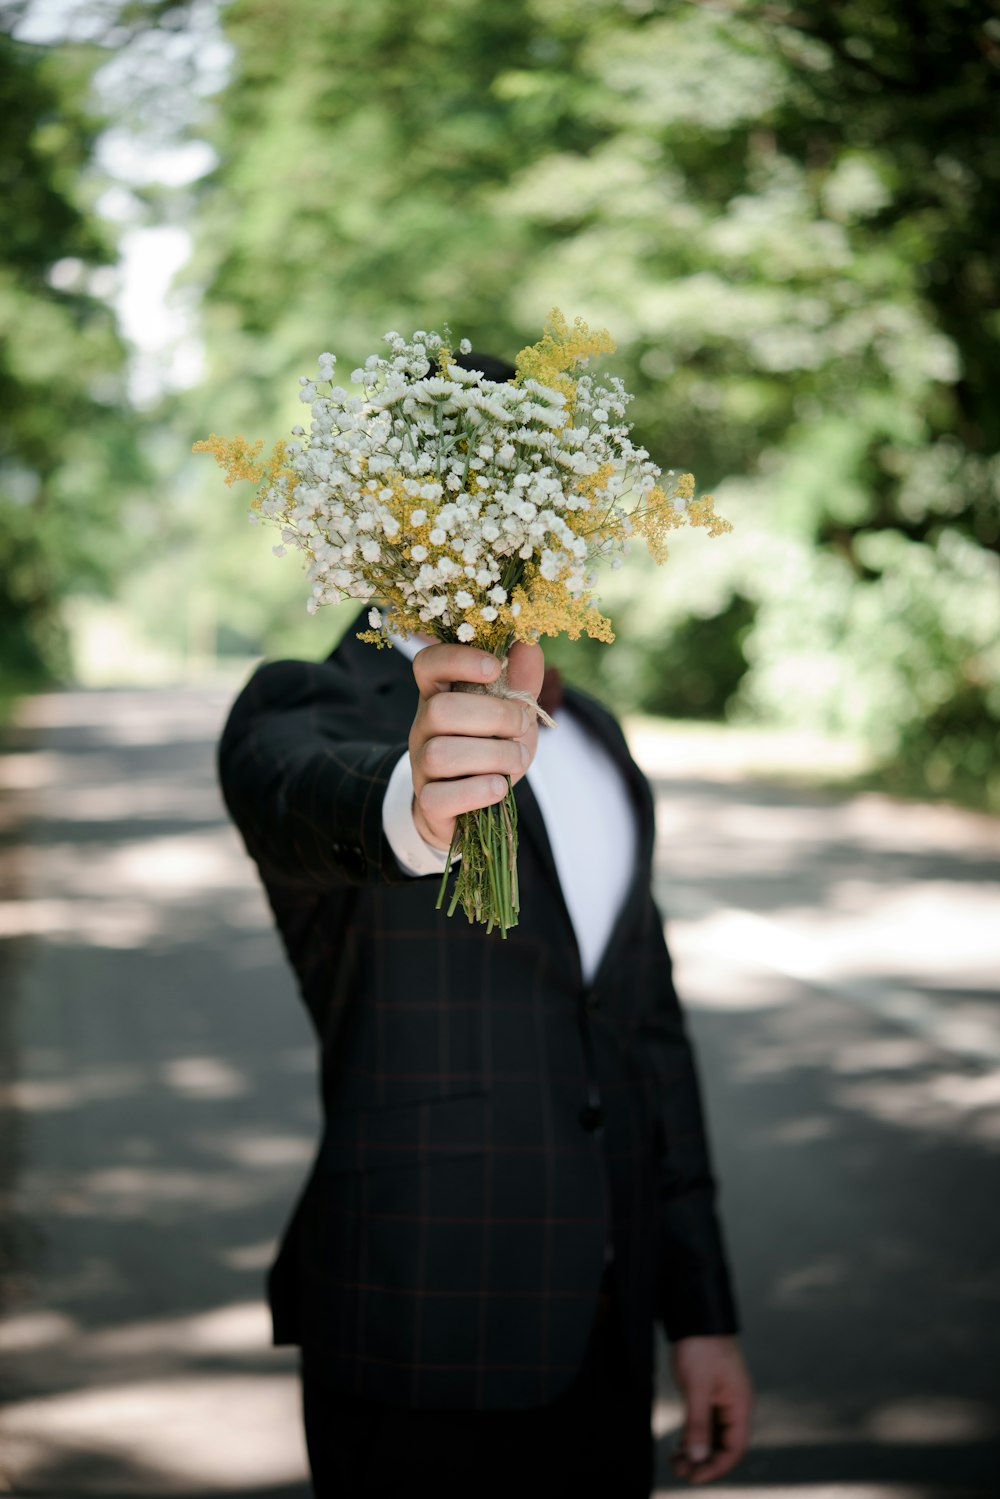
{"left": 319, "top": 1090, "right": 488, "bottom": 1176}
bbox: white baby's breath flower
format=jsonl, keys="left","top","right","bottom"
{"left": 445, "top": 364, "right": 484, "bottom": 387}
{"left": 455, "top": 590, "right": 474, "bottom": 608}
{"left": 456, "top": 622, "right": 475, "bottom": 642}
{"left": 412, "top": 376, "right": 459, "bottom": 402}
{"left": 368, "top": 607, "right": 383, "bottom": 629}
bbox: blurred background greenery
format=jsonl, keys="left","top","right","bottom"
{"left": 1, "top": 0, "right": 998, "bottom": 808}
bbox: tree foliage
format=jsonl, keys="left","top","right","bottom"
{"left": 184, "top": 0, "right": 998, "bottom": 803}
{"left": 0, "top": 21, "right": 143, "bottom": 683}
{"left": 5, "top": 0, "right": 995, "bottom": 804}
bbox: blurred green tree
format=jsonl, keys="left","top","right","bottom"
{"left": 184, "top": 0, "right": 999, "bottom": 804}
{"left": 0, "top": 24, "right": 143, "bottom": 688}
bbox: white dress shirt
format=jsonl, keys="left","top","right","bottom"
{"left": 381, "top": 632, "right": 638, "bottom": 983}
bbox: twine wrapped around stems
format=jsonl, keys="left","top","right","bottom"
{"left": 451, "top": 656, "right": 557, "bottom": 727}
{"left": 436, "top": 658, "right": 555, "bottom": 935}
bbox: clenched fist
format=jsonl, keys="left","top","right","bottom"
{"left": 408, "top": 640, "right": 545, "bottom": 851}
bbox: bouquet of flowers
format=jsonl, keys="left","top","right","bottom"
{"left": 195, "top": 309, "right": 731, "bottom": 935}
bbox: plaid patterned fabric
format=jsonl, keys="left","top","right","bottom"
{"left": 217, "top": 615, "right": 741, "bottom": 1410}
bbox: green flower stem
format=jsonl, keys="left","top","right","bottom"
{"left": 435, "top": 775, "right": 519, "bottom": 936}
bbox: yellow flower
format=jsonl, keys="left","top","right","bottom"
{"left": 514, "top": 308, "right": 616, "bottom": 413}
{"left": 510, "top": 572, "right": 614, "bottom": 644}
{"left": 192, "top": 434, "right": 295, "bottom": 508}
{"left": 686, "top": 494, "right": 733, "bottom": 537}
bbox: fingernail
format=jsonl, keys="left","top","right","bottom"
{"left": 519, "top": 741, "right": 530, "bottom": 765}
{"left": 688, "top": 1443, "right": 709, "bottom": 1462}
{"left": 491, "top": 776, "right": 506, "bottom": 797}
{"left": 481, "top": 655, "right": 498, "bottom": 677}
{"left": 520, "top": 709, "right": 530, "bottom": 733}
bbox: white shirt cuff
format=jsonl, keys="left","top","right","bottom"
{"left": 382, "top": 750, "right": 457, "bottom": 876}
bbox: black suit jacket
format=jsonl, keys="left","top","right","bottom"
{"left": 217, "top": 615, "right": 741, "bottom": 1409}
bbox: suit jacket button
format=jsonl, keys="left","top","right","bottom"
{"left": 579, "top": 1104, "right": 605, "bottom": 1132}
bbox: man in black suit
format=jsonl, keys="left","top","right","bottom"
{"left": 218, "top": 607, "right": 753, "bottom": 1495}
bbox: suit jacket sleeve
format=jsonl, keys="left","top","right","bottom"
{"left": 217, "top": 654, "right": 417, "bottom": 890}
{"left": 641, "top": 910, "right": 742, "bottom": 1343}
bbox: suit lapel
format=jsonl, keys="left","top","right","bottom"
{"left": 509, "top": 768, "right": 579, "bottom": 968}
{"left": 551, "top": 686, "right": 656, "bottom": 987}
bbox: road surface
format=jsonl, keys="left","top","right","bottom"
{"left": 1, "top": 685, "right": 998, "bottom": 1497}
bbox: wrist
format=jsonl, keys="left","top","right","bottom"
{"left": 381, "top": 751, "right": 456, "bottom": 876}
{"left": 411, "top": 797, "right": 452, "bottom": 854}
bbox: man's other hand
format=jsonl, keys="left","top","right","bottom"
{"left": 409, "top": 641, "right": 544, "bottom": 852}
{"left": 668, "top": 1334, "right": 754, "bottom": 1484}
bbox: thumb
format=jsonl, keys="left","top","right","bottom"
{"left": 683, "top": 1392, "right": 713, "bottom": 1464}
{"left": 506, "top": 639, "right": 545, "bottom": 702}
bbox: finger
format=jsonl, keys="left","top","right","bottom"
{"left": 682, "top": 1391, "right": 714, "bottom": 1469}
{"left": 420, "top": 734, "right": 529, "bottom": 783}
{"left": 670, "top": 1446, "right": 726, "bottom": 1485}
{"left": 688, "top": 1449, "right": 740, "bottom": 1483}
{"left": 412, "top": 643, "right": 501, "bottom": 698}
{"left": 682, "top": 1399, "right": 751, "bottom": 1484}
{"left": 716, "top": 1392, "right": 752, "bottom": 1459}
{"left": 505, "top": 639, "right": 545, "bottom": 701}
{"left": 419, "top": 690, "right": 528, "bottom": 744}
{"left": 669, "top": 1449, "right": 694, "bottom": 1479}
{"left": 690, "top": 1397, "right": 750, "bottom": 1481}
{"left": 418, "top": 774, "right": 509, "bottom": 829}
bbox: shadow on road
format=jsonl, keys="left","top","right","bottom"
{"left": 1, "top": 687, "right": 997, "bottom": 1496}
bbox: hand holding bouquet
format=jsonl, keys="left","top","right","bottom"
{"left": 195, "top": 310, "right": 731, "bottom": 934}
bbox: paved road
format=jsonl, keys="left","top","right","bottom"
{"left": 1, "top": 686, "right": 998, "bottom": 1497}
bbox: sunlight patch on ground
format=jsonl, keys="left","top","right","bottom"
{"left": 665, "top": 899, "right": 1000, "bottom": 1068}
{"left": 16, "top": 686, "right": 235, "bottom": 740}
{"left": 186, "top": 1129, "right": 315, "bottom": 1168}
{"left": 28, "top": 1164, "right": 281, "bottom": 1218}
{"left": 1, "top": 1371, "right": 307, "bottom": 1492}
{"left": 0, "top": 1064, "right": 146, "bottom": 1112}
{"left": 867, "top": 1396, "right": 999, "bottom": 1444}
{"left": 1, "top": 1300, "right": 274, "bottom": 1364}
{"left": 654, "top": 1487, "right": 963, "bottom": 1498}
{"left": 627, "top": 715, "right": 873, "bottom": 784}
{"left": 161, "top": 1055, "right": 250, "bottom": 1099}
